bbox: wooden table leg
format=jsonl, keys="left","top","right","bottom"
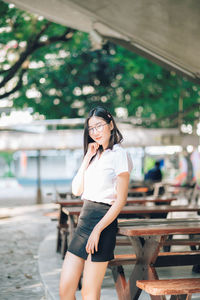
{"left": 111, "top": 265, "right": 127, "bottom": 300}
{"left": 124, "top": 235, "right": 165, "bottom": 300}
{"left": 68, "top": 215, "right": 76, "bottom": 243}
{"left": 57, "top": 205, "right": 68, "bottom": 253}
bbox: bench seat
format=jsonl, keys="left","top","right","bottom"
{"left": 109, "top": 251, "right": 200, "bottom": 267}
{"left": 136, "top": 278, "right": 200, "bottom": 296}
{"left": 109, "top": 253, "right": 200, "bottom": 300}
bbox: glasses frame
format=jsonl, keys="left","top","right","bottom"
{"left": 88, "top": 123, "right": 108, "bottom": 135}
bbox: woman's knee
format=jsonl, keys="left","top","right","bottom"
{"left": 59, "top": 268, "right": 78, "bottom": 299}
{"left": 59, "top": 282, "right": 77, "bottom": 300}
{"left": 59, "top": 252, "right": 84, "bottom": 299}
{"left": 59, "top": 279, "right": 70, "bottom": 299}
{"left": 81, "top": 284, "right": 100, "bottom": 300}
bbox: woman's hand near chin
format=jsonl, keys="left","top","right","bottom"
{"left": 87, "top": 142, "right": 99, "bottom": 158}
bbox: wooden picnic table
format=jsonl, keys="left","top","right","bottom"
{"left": 61, "top": 204, "right": 200, "bottom": 244}
{"left": 115, "top": 218, "right": 200, "bottom": 300}
{"left": 56, "top": 197, "right": 177, "bottom": 255}
{"left": 163, "top": 182, "right": 199, "bottom": 204}
{"left": 62, "top": 204, "right": 200, "bottom": 218}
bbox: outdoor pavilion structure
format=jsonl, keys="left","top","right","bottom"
{"left": 4, "top": 0, "right": 200, "bottom": 85}
{"left": 0, "top": 118, "right": 199, "bottom": 204}
{"left": 2, "top": 0, "right": 200, "bottom": 201}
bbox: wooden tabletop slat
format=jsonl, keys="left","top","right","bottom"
{"left": 118, "top": 219, "right": 200, "bottom": 236}
{"left": 56, "top": 199, "right": 83, "bottom": 206}
{"left": 62, "top": 207, "right": 80, "bottom": 216}
{"left": 118, "top": 205, "right": 200, "bottom": 214}
{"left": 127, "top": 196, "right": 177, "bottom": 201}
{"left": 118, "top": 218, "right": 200, "bottom": 225}
{"left": 56, "top": 197, "right": 177, "bottom": 206}
{"left": 62, "top": 205, "right": 200, "bottom": 215}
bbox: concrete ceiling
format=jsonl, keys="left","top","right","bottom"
{"left": 4, "top": 0, "right": 200, "bottom": 84}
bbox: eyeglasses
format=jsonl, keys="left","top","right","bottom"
{"left": 88, "top": 123, "right": 108, "bottom": 135}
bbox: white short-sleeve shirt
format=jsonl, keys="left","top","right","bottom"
{"left": 81, "top": 144, "right": 133, "bottom": 205}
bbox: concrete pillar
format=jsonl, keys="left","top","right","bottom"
{"left": 36, "top": 150, "right": 42, "bottom": 204}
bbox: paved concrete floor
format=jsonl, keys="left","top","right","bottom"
{"left": 0, "top": 180, "right": 56, "bottom": 300}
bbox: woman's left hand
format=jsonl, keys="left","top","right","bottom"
{"left": 86, "top": 226, "right": 101, "bottom": 254}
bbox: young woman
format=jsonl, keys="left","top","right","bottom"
{"left": 59, "top": 106, "right": 133, "bottom": 300}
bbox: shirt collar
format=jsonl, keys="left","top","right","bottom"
{"left": 105, "top": 143, "right": 121, "bottom": 152}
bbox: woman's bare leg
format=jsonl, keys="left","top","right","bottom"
{"left": 81, "top": 254, "right": 108, "bottom": 300}
{"left": 59, "top": 251, "right": 85, "bottom": 300}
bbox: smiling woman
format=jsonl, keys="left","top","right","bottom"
{"left": 84, "top": 107, "right": 123, "bottom": 156}
{"left": 59, "top": 106, "right": 133, "bottom": 300}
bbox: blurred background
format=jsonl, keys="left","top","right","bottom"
{"left": 0, "top": 0, "right": 200, "bottom": 204}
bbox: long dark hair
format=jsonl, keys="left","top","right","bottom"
{"left": 84, "top": 106, "right": 123, "bottom": 156}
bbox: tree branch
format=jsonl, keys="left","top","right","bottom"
{"left": 0, "top": 24, "right": 74, "bottom": 98}
{"left": 36, "top": 28, "right": 75, "bottom": 48}
{"left": 0, "top": 68, "right": 26, "bottom": 100}
{"left": 0, "top": 22, "right": 51, "bottom": 89}
{"left": 0, "top": 69, "right": 9, "bottom": 75}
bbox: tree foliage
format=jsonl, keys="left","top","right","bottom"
{"left": 0, "top": 0, "right": 200, "bottom": 129}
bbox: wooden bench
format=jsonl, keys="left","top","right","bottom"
{"left": 136, "top": 278, "right": 200, "bottom": 300}
{"left": 109, "top": 251, "right": 200, "bottom": 267}
{"left": 163, "top": 182, "right": 198, "bottom": 204}
{"left": 108, "top": 251, "right": 200, "bottom": 295}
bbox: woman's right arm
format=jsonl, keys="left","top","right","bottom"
{"left": 72, "top": 143, "right": 99, "bottom": 196}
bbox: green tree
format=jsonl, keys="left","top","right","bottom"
{"left": 0, "top": 152, "right": 14, "bottom": 177}
{"left": 0, "top": 0, "right": 199, "bottom": 129}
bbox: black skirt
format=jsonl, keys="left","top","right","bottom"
{"left": 68, "top": 199, "right": 118, "bottom": 262}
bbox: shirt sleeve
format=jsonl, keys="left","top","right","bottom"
{"left": 114, "top": 148, "right": 133, "bottom": 176}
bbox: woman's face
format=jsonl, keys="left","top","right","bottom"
{"left": 88, "top": 116, "right": 113, "bottom": 149}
